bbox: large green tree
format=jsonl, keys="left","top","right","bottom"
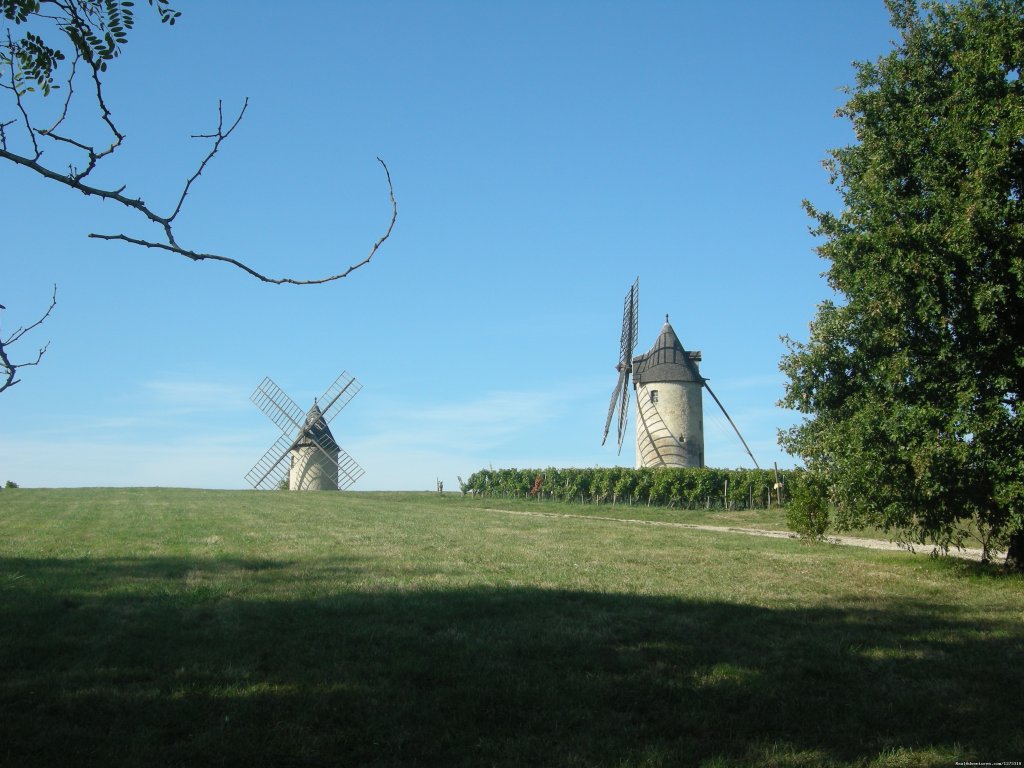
{"left": 780, "top": 0, "right": 1024, "bottom": 568}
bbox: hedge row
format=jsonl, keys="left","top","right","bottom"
{"left": 460, "top": 466, "right": 799, "bottom": 510}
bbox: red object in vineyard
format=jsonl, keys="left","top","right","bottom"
{"left": 529, "top": 473, "right": 543, "bottom": 497}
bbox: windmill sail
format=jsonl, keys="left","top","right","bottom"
{"left": 602, "top": 369, "right": 626, "bottom": 447}
{"left": 615, "top": 359, "right": 631, "bottom": 451}
{"left": 601, "top": 277, "right": 639, "bottom": 452}
{"left": 251, "top": 377, "right": 306, "bottom": 435}
{"left": 245, "top": 432, "right": 298, "bottom": 490}
{"left": 619, "top": 278, "right": 638, "bottom": 365}
{"left": 317, "top": 372, "right": 362, "bottom": 424}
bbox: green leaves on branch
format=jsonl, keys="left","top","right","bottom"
{"left": 8, "top": 30, "right": 63, "bottom": 95}
{"left": 2, "top": 0, "right": 179, "bottom": 92}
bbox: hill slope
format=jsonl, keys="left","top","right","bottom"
{"left": 1, "top": 488, "right": 1021, "bottom": 767}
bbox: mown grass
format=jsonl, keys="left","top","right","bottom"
{"left": 464, "top": 491, "right": 794, "bottom": 531}
{"left": 0, "top": 488, "right": 1021, "bottom": 767}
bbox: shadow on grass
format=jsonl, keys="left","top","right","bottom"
{"left": 1, "top": 556, "right": 1021, "bottom": 767}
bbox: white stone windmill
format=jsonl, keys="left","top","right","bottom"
{"left": 601, "top": 278, "right": 759, "bottom": 469}
{"left": 246, "top": 372, "right": 364, "bottom": 491}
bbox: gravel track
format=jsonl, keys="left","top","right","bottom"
{"left": 477, "top": 507, "right": 996, "bottom": 562}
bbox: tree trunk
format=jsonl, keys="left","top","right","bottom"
{"left": 1005, "top": 530, "right": 1024, "bottom": 572}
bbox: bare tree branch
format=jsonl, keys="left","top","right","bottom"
{"left": 0, "top": 285, "right": 57, "bottom": 394}
{"left": 90, "top": 157, "right": 398, "bottom": 285}
{"left": 169, "top": 98, "right": 245, "bottom": 224}
{"left": 2, "top": 3, "right": 397, "bottom": 287}
{"left": 41, "top": 54, "right": 77, "bottom": 135}
{"left": 39, "top": 56, "right": 124, "bottom": 181}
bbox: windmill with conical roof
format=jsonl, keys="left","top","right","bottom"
{"left": 246, "top": 372, "right": 364, "bottom": 491}
{"left": 601, "top": 278, "right": 759, "bottom": 469}
{"left": 632, "top": 314, "right": 707, "bottom": 468}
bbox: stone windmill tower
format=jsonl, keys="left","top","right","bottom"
{"left": 288, "top": 401, "right": 340, "bottom": 490}
{"left": 632, "top": 315, "right": 705, "bottom": 468}
{"left": 602, "top": 278, "right": 759, "bottom": 469}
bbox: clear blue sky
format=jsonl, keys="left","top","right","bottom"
{"left": 1, "top": 1, "right": 896, "bottom": 490}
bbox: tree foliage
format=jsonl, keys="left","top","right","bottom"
{"left": 779, "top": 0, "right": 1024, "bottom": 566}
{"left": 3, "top": 0, "right": 179, "bottom": 97}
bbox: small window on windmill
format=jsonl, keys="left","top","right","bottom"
{"left": 650, "top": 389, "right": 659, "bottom": 404}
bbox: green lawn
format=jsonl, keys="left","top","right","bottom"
{"left": 1, "top": 488, "right": 1021, "bottom": 767}
{"left": 466, "top": 492, "right": 795, "bottom": 531}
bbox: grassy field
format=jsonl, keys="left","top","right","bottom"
{"left": 0, "top": 488, "right": 1021, "bottom": 767}
{"left": 465, "top": 493, "right": 796, "bottom": 531}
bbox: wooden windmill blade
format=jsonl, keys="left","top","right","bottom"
{"left": 602, "top": 277, "right": 639, "bottom": 453}
{"left": 245, "top": 432, "right": 297, "bottom": 490}
{"left": 602, "top": 368, "right": 626, "bottom": 447}
{"left": 620, "top": 277, "right": 639, "bottom": 363}
{"left": 316, "top": 371, "right": 362, "bottom": 425}
{"left": 251, "top": 377, "right": 306, "bottom": 435}
{"left": 332, "top": 444, "right": 365, "bottom": 490}
{"left": 614, "top": 358, "right": 630, "bottom": 454}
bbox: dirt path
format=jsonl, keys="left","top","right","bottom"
{"left": 477, "top": 507, "right": 995, "bottom": 562}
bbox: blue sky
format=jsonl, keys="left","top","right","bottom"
{"left": 1, "top": 1, "right": 896, "bottom": 490}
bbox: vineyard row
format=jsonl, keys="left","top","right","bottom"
{"left": 459, "top": 466, "right": 800, "bottom": 510}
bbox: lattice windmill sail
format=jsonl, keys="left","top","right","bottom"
{"left": 246, "top": 371, "right": 365, "bottom": 491}
{"left": 601, "top": 277, "right": 639, "bottom": 454}
{"left": 601, "top": 278, "right": 759, "bottom": 469}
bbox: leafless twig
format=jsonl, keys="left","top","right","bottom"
{"left": 0, "top": 285, "right": 57, "bottom": 394}
{"left": 90, "top": 156, "right": 398, "bottom": 285}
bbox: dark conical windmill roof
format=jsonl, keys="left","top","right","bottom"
{"left": 632, "top": 315, "right": 702, "bottom": 384}
{"left": 297, "top": 401, "right": 339, "bottom": 452}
